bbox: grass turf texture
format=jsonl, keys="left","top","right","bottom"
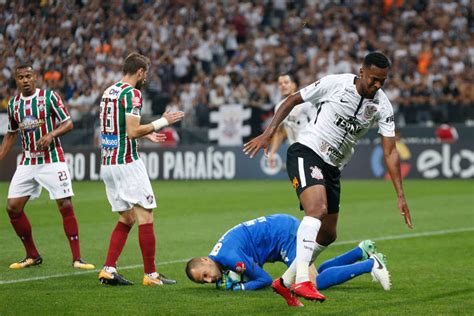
{"left": 0, "top": 180, "right": 473, "bottom": 315}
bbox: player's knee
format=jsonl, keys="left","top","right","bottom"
{"left": 57, "top": 198, "right": 72, "bottom": 210}
{"left": 119, "top": 212, "right": 136, "bottom": 226}
{"left": 305, "top": 205, "right": 328, "bottom": 219}
{"left": 6, "top": 202, "right": 22, "bottom": 215}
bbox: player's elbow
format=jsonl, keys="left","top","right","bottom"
{"left": 127, "top": 129, "right": 140, "bottom": 140}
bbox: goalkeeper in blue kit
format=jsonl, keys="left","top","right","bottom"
{"left": 185, "top": 214, "right": 390, "bottom": 307}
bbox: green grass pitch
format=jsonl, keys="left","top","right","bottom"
{"left": 0, "top": 179, "right": 473, "bottom": 315}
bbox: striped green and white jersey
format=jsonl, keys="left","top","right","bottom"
{"left": 99, "top": 82, "right": 143, "bottom": 165}
{"left": 7, "top": 88, "right": 70, "bottom": 165}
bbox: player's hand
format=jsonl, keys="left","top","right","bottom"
{"left": 243, "top": 133, "right": 271, "bottom": 158}
{"left": 162, "top": 111, "right": 184, "bottom": 125}
{"left": 397, "top": 196, "right": 413, "bottom": 229}
{"left": 232, "top": 283, "right": 244, "bottom": 291}
{"left": 216, "top": 273, "right": 236, "bottom": 291}
{"left": 268, "top": 153, "right": 277, "bottom": 168}
{"left": 144, "top": 132, "right": 167, "bottom": 143}
{"left": 36, "top": 133, "right": 54, "bottom": 149}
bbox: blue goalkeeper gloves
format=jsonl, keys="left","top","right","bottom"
{"left": 216, "top": 272, "right": 244, "bottom": 291}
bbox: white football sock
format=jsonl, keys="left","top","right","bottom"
{"left": 104, "top": 266, "right": 117, "bottom": 273}
{"left": 281, "top": 260, "right": 296, "bottom": 288}
{"left": 295, "top": 216, "right": 321, "bottom": 284}
{"left": 146, "top": 272, "right": 159, "bottom": 279}
{"left": 310, "top": 242, "right": 327, "bottom": 265}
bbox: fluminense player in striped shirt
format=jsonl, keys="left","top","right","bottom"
{"left": 97, "top": 53, "right": 184, "bottom": 286}
{"left": 0, "top": 64, "right": 94, "bottom": 270}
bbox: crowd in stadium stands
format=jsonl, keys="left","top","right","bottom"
{"left": 0, "top": 0, "right": 472, "bottom": 131}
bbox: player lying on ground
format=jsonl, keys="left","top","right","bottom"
{"left": 185, "top": 214, "right": 390, "bottom": 307}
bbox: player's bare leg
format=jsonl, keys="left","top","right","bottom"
{"left": 290, "top": 185, "right": 326, "bottom": 302}
{"left": 135, "top": 205, "right": 176, "bottom": 286}
{"left": 55, "top": 198, "right": 94, "bottom": 269}
{"left": 7, "top": 196, "right": 43, "bottom": 269}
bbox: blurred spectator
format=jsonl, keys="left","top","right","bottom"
{"left": 0, "top": 0, "right": 471, "bottom": 132}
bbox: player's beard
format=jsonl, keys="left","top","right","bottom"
{"left": 135, "top": 80, "right": 142, "bottom": 90}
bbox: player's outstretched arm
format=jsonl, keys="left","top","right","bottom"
{"left": 381, "top": 135, "right": 413, "bottom": 229}
{"left": 143, "top": 132, "right": 167, "bottom": 143}
{"left": 161, "top": 110, "right": 184, "bottom": 125}
{"left": 36, "top": 119, "right": 73, "bottom": 149}
{"left": 127, "top": 111, "right": 184, "bottom": 140}
{"left": 243, "top": 92, "right": 303, "bottom": 158}
{"left": 0, "top": 131, "right": 18, "bottom": 160}
{"left": 268, "top": 126, "right": 287, "bottom": 168}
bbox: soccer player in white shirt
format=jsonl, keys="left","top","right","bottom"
{"left": 244, "top": 52, "right": 413, "bottom": 302}
{"left": 268, "top": 73, "right": 315, "bottom": 169}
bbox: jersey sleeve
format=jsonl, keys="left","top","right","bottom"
{"left": 240, "top": 261, "right": 273, "bottom": 291}
{"left": 123, "top": 89, "right": 142, "bottom": 117}
{"left": 299, "top": 75, "right": 334, "bottom": 105}
{"left": 50, "top": 91, "right": 71, "bottom": 123}
{"left": 212, "top": 249, "right": 272, "bottom": 291}
{"left": 377, "top": 96, "right": 395, "bottom": 137}
{"left": 7, "top": 98, "right": 19, "bottom": 132}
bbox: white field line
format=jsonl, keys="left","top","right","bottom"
{"left": 1, "top": 227, "right": 473, "bottom": 285}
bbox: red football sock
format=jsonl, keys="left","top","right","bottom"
{"left": 104, "top": 221, "right": 132, "bottom": 267}
{"left": 9, "top": 211, "right": 40, "bottom": 258}
{"left": 138, "top": 223, "right": 156, "bottom": 274}
{"left": 59, "top": 204, "right": 81, "bottom": 261}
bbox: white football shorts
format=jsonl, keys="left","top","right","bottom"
{"left": 8, "top": 162, "right": 74, "bottom": 200}
{"left": 100, "top": 159, "right": 157, "bottom": 212}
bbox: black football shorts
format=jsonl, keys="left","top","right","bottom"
{"left": 286, "top": 142, "right": 341, "bottom": 214}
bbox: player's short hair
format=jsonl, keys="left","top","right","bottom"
{"left": 185, "top": 258, "right": 201, "bottom": 282}
{"left": 278, "top": 72, "right": 299, "bottom": 86}
{"left": 14, "top": 63, "right": 34, "bottom": 75}
{"left": 363, "top": 52, "right": 391, "bottom": 69}
{"left": 123, "top": 53, "right": 150, "bottom": 75}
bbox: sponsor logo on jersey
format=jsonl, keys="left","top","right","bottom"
{"left": 334, "top": 114, "right": 363, "bottom": 135}
{"left": 344, "top": 87, "right": 356, "bottom": 96}
{"left": 38, "top": 96, "right": 46, "bottom": 102}
{"left": 101, "top": 134, "right": 119, "bottom": 148}
{"left": 109, "top": 88, "right": 120, "bottom": 96}
{"left": 131, "top": 107, "right": 140, "bottom": 116}
{"left": 235, "top": 262, "right": 246, "bottom": 273}
{"left": 19, "top": 115, "right": 45, "bottom": 132}
{"left": 132, "top": 96, "right": 141, "bottom": 107}
{"left": 385, "top": 115, "right": 394, "bottom": 123}
{"left": 319, "top": 140, "right": 331, "bottom": 153}
{"left": 24, "top": 150, "right": 46, "bottom": 158}
{"left": 310, "top": 166, "right": 323, "bottom": 180}
{"left": 363, "top": 105, "right": 378, "bottom": 119}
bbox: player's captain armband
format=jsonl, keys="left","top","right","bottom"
{"left": 101, "top": 134, "right": 119, "bottom": 148}
{"left": 151, "top": 117, "right": 169, "bottom": 131}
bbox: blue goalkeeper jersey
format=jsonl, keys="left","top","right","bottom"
{"left": 208, "top": 214, "right": 299, "bottom": 290}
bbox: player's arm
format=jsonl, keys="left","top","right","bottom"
{"left": 244, "top": 92, "right": 303, "bottom": 158}
{"left": 238, "top": 264, "right": 273, "bottom": 291}
{"left": 381, "top": 135, "right": 413, "bottom": 229}
{"left": 126, "top": 111, "right": 184, "bottom": 140}
{"left": 36, "top": 119, "right": 73, "bottom": 149}
{"left": 0, "top": 131, "right": 18, "bottom": 160}
{"left": 268, "top": 125, "right": 287, "bottom": 167}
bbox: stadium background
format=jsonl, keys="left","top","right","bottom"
{"left": 0, "top": 0, "right": 473, "bottom": 315}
